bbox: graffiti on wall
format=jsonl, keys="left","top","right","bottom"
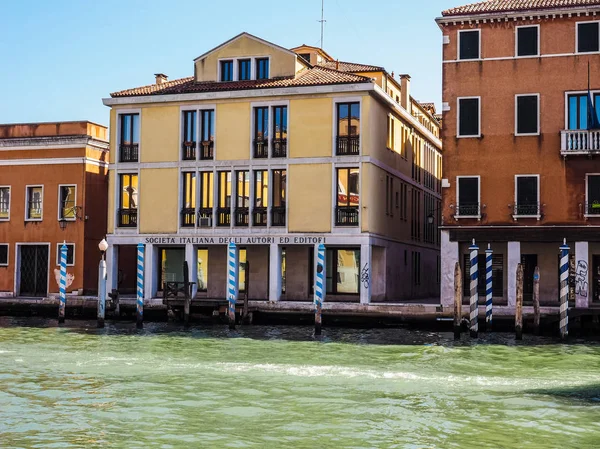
{"left": 361, "top": 263, "right": 370, "bottom": 289}
{"left": 575, "top": 260, "right": 588, "bottom": 297}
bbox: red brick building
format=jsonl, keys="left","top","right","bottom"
{"left": 437, "top": 0, "right": 600, "bottom": 308}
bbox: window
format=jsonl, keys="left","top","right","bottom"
{"left": 516, "top": 26, "right": 539, "bottom": 57}
{"left": 387, "top": 116, "right": 395, "bottom": 150}
{"left": 199, "top": 171, "right": 214, "bottom": 224}
{"left": 56, "top": 243, "right": 75, "bottom": 266}
{"left": 253, "top": 170, "right": 268, "bottom": 226}
{"left": 200, "top": 109, "right": 215, "bottom": 160}
{"left": 395, "top": 191, "right": 399, "bottom": 209}
{"left": 459, "top": 30, "right": 480, "bottom": 60}
{"left": 463, "top": 253, "right": 504, "bottom": 297}
{"left": 299, "top": 53, "right": 311, "bottom": 63}
{"left": 587, "top": 175, "right": 600, "bottom": 215}
{"left": 568, "top": 93, "right": 600, "bottom": 130}
{"left": 458, "top": 97, "right": 480, "bottom": 137}
{"left": 181, "top": 172, "right": 196, "bottom": 227}
{"left": 220, "top": 60, "right": 233, "bottom": 81}
{"left": 515, "top": 175, "right": 539, "bottom": 216}
{"left": 253, "top": 107, "right": 269, "bottom": 158}
{"left": 272, "top": 169, "right": 286, "bottom": 226}
{"left": 0, "top": 244, "right": 8, "bottom": 266}
{"left": 197, "top": 249, "right": 209, "bottom": 291}
{"left": 0, "top": 187, "right": 10, "bottom": 220}
{"left": 457, "top": 177, "right": 480, "bottom": 217}
{"left": 385, "top": 175, "right": 394, "bottom": 216}
{"left": 516, "top": 94, "right": 539, "bottom": 135}
{"left": 238, "top": 59, "right": 251, "bottom": 80}
{"left": 119, "top": 174, "right": 138, "bottom": 227}
{"left": 272, "top": 106, "right": 287, "bottom": 157}
{"left": 336, "top": 102, "right": 360, "bottom": 155}
{"left": 412, "top": 251, "right": 421, "bottom": 286}
{"left": 577, "top": 22, "right": 599, "bottom": 53}
{"left": 159, "top": 247, "right": 185, "bottom": 287}
{"left": 239, "top": 249, "right": 247, "bottom": 292}
{"left": 58, "top": 185, "right": 76, "bottom": 220}
{"left": 336, "top": 168, "right": 359, "bottom": 226}
{"left": 235, "top": 171, "right": 250, "bottom": 226}
{"left": 217, "top": 171, "right": 231, "bottom": 226}
{"left": 119, "top": 113, "right": 139, "bottom": 162}
{"left": 326, "top": 248, "right": 360, "bottom": 294}
{"left": 256, "top": 58, "right": 269, "bottom": 80}
{"left": 26, "top": 186, "right": 43, "bottom": 220}
{"left": 182, "top": 110, "right": 196, "bottom": 160}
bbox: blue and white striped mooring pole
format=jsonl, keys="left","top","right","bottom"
{"left": 485, "top": 244, "right": 493, "bottom": 331}
{"left": 469, "top": 239, "right": 479, "bottom": 338}
{"left": 58, "top": 242, "right": 68, "bottom": 324}
{"left": 136, "top": 243, "right": 144, "bottom": 329}
{"left": 559, "top": 239, "right": 570, "bottom": 340}
{"left": 227, "top": 242, "right": 238, "bottom": 330}
{"left": 314, "top": 244, "right": 325, "bottom": 336}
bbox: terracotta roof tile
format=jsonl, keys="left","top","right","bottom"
{"left": 442, "top": 0, "right": 600, "bottom": 16}
{"left": 111, "top": 67, "right": 372, "bottom": 98}
{"left": 318, "top": 60, "right": 384, "bottom": 72}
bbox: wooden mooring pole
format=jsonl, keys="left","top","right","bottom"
{"left": 533, "top": 266, "right": 540, "bottom": 335}
{"left": 469, "top": 240, "right": 479, "bottom": 338}
{"left": 242, "top": 261, "right": 250, "bottom": 324}
{"left": 227, "top": 242, "right": 237, "bottom": 330}
{"left": 454, "top": 262, "right": 463, "bottom": 340}
{"left": 183, "top": 261, "right": 190, "bottom": 328}
{"left": 314, "top": 244, "right": 325, "bottom": 336}
{"left": 515, "top": 263, "right": 524, "bottom": 340}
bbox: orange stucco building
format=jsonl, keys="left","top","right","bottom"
{"left": 437, "top": 0, "right": 600, "bottom": 308}
{"left": 0, "top": 121, "right": 109, "bottom": 297}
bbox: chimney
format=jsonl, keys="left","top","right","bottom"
{"left": 154, "top": 73, "right": 168, "bottom": 85}
{"left": 399, "top": 74, "right": 411, "bottom": 114}
{"left": 391, "top": 71, "right": 395, "bottom": 78}
{"left": 336, "top": 59, "right": 339, "bottom": 70}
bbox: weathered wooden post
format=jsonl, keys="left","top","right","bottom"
{"left": 58, "top": 242, "right": 68, "bottom": 324}
{"left": 136, "top": 243, "right": 144, "bottom": 329}
{"left": 242, "top": 261, "right": 250, "bottom": 324}
{"left": 559, "top": 239, "right": 570, "bottom": 340}
{"left": 533, "top": 266, "right": 541, "bottom": 335}
{"left": 485, "top": 244, "right": 493, "bottom": 331}
{"left": 314, "top": 244, "right": 325, "bottom": 336}
{"left": 183, "top": 261, "right": 190, "bottom": 327}
{"left": 227, "top": 242, "right": 238, "bottom": 330}
{"left": 515, "top": 263, "right": 524, "bottom": 340}
{"left": 97, "top": 255, "right": 107, "bottom": 328}
{"left": 454, "top": 262, "right": 463, "bottom": 340}
{"left": 469, "top": 239, "right": 479, "bottom": 338}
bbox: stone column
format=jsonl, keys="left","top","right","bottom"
{"left": 441, "top": 230, "right": 459, "bottom": 307}
{"left": 269, "top": 243, "right": 282, "bottom": 302}
{"left": 105, "top": 244, "right": 118, "bottom": 295}
{"left": 360, "top": 243, "right": 372, "bottom": 304}
{"left": 144, "top": 243, "right": 155, "bottom": 300}
{"left": 186, "top": 244, "right": 198, "bottom": 299}
{"left": 507, "top": 241, "right": 521, "bottom": 308}
{"left": 575, "top": 241, "right": 590, "bottom": 309}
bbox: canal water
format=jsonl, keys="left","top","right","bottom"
{"left": 1, "top": 318, "right": 599, "bottom": 448}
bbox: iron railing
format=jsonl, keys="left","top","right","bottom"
{"left": 514, "top": 203, "right": 540, "bottom": 217}
{"left": 272, "top": 138, "right": 287, "bottom": 158}
{"left": 253, "top": 138, "right": 268, "bottom": 158}
{"left": 235, "top": 207, "right": 249, "bottom": 226}
{"left": 182, "top": 142, "right": 196, "bottom": 160}
{"left": 200, "top": 140, "right": 214, "bottom": 160}
{"left": 271, "top": 206, "right": 286, "bottom": 226}
{"left": 119, "top": 143, "right": 139, "bottom": 162}
{"left": 217, "top": 207, "right": 231, "bottom": 226}
{"left": 586, "top": 202, "right": 600, "bottom": 215}
{"left": 561, "top": 130, "right": 600, "bottom": 154}
{"left": 118, "top": 208, "right": 138, "bottom": 227}
{"left": 336, "top": 135, "right": 360, "bottom": 156}
{"left": 335, "top": 206, "right": 359, "bottom": 226}
{"left": 253, "top": 207, "right": 267, "bottom": 226}
{"left": 456, "top": 203, "right": 480, "bottom": 217}
{"left": 181, "top": 208, "right": 196, "bottom": 227}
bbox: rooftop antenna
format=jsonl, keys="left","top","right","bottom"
{"left": 318, "top": 0, "right": 326, "bottom": 49}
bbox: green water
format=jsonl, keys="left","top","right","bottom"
{"left": 1, "top": 318, "right": 599, "bottom": 448}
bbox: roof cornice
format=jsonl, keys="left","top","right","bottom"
{"left": 436, "top": 5, "right": 600, "bottom": 25}
{"left": 0, "top": 135, "right": 109, "bottom": 151}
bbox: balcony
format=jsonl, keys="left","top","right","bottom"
{"left": 512, "top": 203, "right": 541, "bottom": 220}
{"left": 235, "top": 207, "right": 249, "bottom": 226}
{"left": 217, "top": 207, "right": 231, "bottom": 227}
{"left": 271, "top": 206, "right": 286, "bottom": 227}
{"left": 182, "top": 142, "right": 196, "bottom": 160}
{"left": 200, "top": 140, "right": 214, "bottom": 160}
{"left": 253, "top": 138, "right": 268, "bottom": 158}
{"left": 561, "top": 130, "right": 600, "bottom": 156}
{"left": 118, "top": 208, "right": 138, "bottom": 227}
{"left": 585, "top": 202, "right": 600, "bottom": 217}
{"left": 181, "top": 208, "right": 195, "bottom": 227}
{"left": 455, "top": 203, "right": 481, "bottom": 219}
{"left": 119, "top": 144, "right": 139, "bottom": 163}
{"left": 253, "top": 207, "right": 267, "bottom": 226}
{"left": 336, "top": 135, "right": 360, "bottom": 156}
{"left": 335, "top": 206, "right": 359, "bottom": 226}
{"left": 272, "top": 138, "right": 287, "bottom": 158}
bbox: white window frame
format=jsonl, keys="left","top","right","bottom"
{"left": 576, "top": 20, "right": 600, "bottom": 54}
{"left": 332, "top": 97, "right": 363, "bottom": 157}
{"left": 250, "top": 100, "right": 290, "bottom": 160}
{"left": 116, "top": 109, "right": 142, "bottom": 164}
{"left": 455, "top": 175, "right": 481, "bottom": 220}
{"left": 0, "top": 243, "right": 8, "bottom": 266}
{"left": 25, "top": 185, "right": 44, "bottom": 222}
{"left": 57, "top": 184, "right": 77, "bottom": 222}
{"left": 585, "top": 173, "right": 600, "bottom": 218}
{"left": 513, "top": 174, "right": 541, "bottom": 220}
{"left": 115, "top": 171, "right": 139, "bottom": 233}
{"left": 458, "top": 29, "right": 481, "bottom": 61}
{"left": 56, "top": 243, "right": 75, "bottom": 267}
{"left": 179, "top": 104, "right": 217, "bottom": 162}
{"left": 515, "top": 93, "right": 541, "bottom": 136}
{"left": 331, "top": 164, "right": 361, "bottom": 233}
{"left": 217, "top": 56, "right": 271, "bottom": 82}
{"left": 0, "top": 186, "right": 10, "bottom": 221}
{"left": 457, "top": 96, "right": 481, "bottom": 138}
{"left": 515, "top": 24, "right": 540, "bottom": 57}
{"left": 563, "top": 90, "right": 600, "bottom": 129}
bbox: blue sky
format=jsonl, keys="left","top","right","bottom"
{"left": 0, "top": 0, "right": 459, "bottom": 126}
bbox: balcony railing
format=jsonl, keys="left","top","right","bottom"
{"left": 119, "top": 143, "right": 139, "bottom": 162}
{"left": 272, "top": 138, "right": 287, "bottom": 158}
{"left": 456, "top": 203, "right": 480, "bottom": 217}
{"left": 200, "top": 140, "right": 214, "bottom": 160}
{"left": 271, "top": 206, "right": 286, "bottom": 227}
{"left": 181, "top": 208, "right": 196, "bottom": 227}
{"left": 253, "top": 138, "right": 268, "bottom": 158}
{"left": 235, "top": 207, "right": 249, "bottom": 226}
{"left": 253, "top": 207, "right": 267, "bottom": 226}
{"left": 118, "top": 208, "right": 138, "bottom": 227}
{"left": 198, "top": 208, "right": 213, "bottom": 227}
{"left": 336, "top": 135, "right": 360, "bottom": 156}
{"left": 217, "top": 207, "right": 231, "bottom": 226}
{"left": 335, "top": 206, "right": 359, "bottom": 226}
{"left": 182, "top": 142, "right": 196, "bottom": 160}
{"left": 561, "top": 130, "right": 600, "bottom": 155}
{"left": 513, "top": 203, "right": 540, "bottom": 217}
{"left": 586, "top": 202, "right": 600, "bottom": 216}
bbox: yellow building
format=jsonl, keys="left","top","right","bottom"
{"left": 102, "top": 33, "right": 442, "bottom": 303}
